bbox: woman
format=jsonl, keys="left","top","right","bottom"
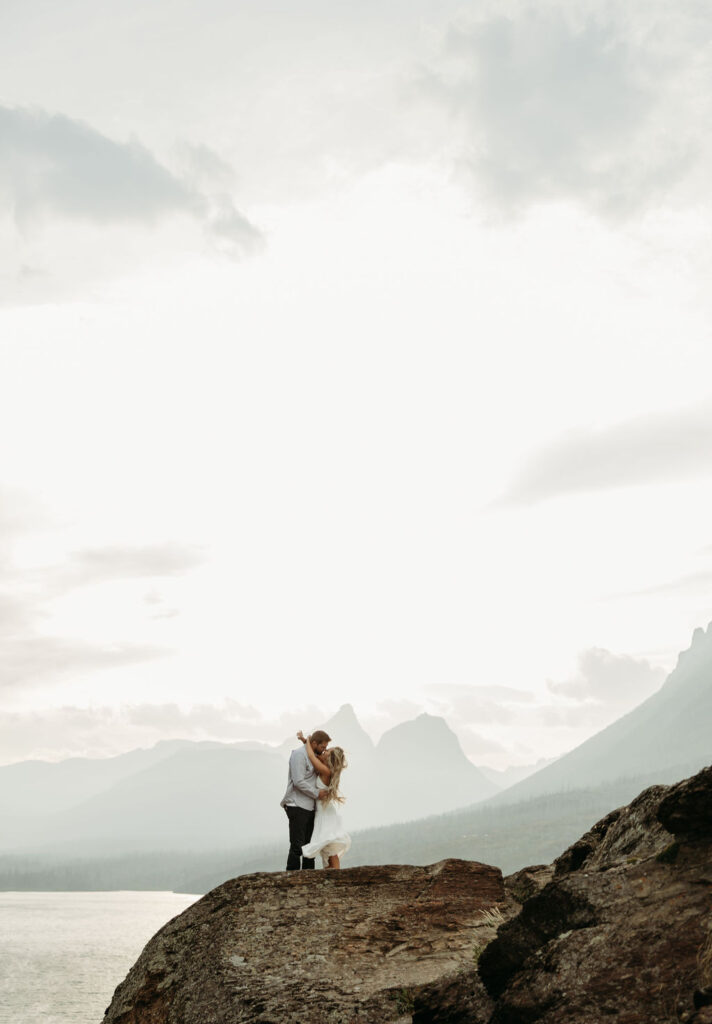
{"left": 296, "top": 730, "right": 351, "bottom": 869}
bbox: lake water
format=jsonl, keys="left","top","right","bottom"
{"left": 0, "top": 891, "right": 199, "bottom": 1024}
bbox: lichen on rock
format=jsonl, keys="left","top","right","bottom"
{"left": 103, "top": 859, "right": 504, "bottom": 1024}
{"left": 478, "top": 764, "right": 712, "bottom": 1024}
{"left": 103, "top": 765, "right": 712, "bottom": 1024}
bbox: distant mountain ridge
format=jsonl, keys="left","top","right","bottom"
{"left": 347, "top": 710, "right": 499, "bottom": 823}
{"left": 487, "top": 620, "right": 712, "bottom": 805}
{"left": 277, "top": 703, "right": 376, "bottom": 762}
{"left": 479, "top": 758, "right": 557, "bottom": 789}
{"left": 3, "top": 620, "right": 710, "bottom": 869}
{"left": 0, "top": 704, "right": 496, "bottom": 855}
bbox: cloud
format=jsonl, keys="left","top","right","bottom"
{"left": 0, "top": 105, "right": 261, "bottom": 248}
{"left": 174, "top": 142, "right": 237, "bottom": 191}
{"left": 0, "top": 529, "right": 206, "bottom": 689}
{"left": 361, "top": 699, "right": 427, "bottom": 740}
{"left": 0, "top": 485, "right": 50, "bottom": 541}
{"left": 209, "top": 196, "right": 263, "bottom": 245}
{"left": 408, "top": 650, "right": 669, "bottom": 766}
{"left": 610, "top": 567, "right": 712, "bottom": 600}
{"left": 426, "top": 683, "right": 534, "bottom": 725}
{"left": 0, "top": 106, "right": 191, "bottom": 226}
{"left": 44, "top": 542, "right": 208, "bottom": 594}
{"left": 0, "top": 593, "right": 36, "bottom": 636}
{"left": 546, "top": 647, "right": 665, "bottom": 706}
{"left": 493, "top": 401, "right": 712, "bottom": 506}
{"left": 0, "top": 635, "right": 168, "bottom": 691}
{"left": 0, "top": 700, "right": 329, "bottom": 764}
{"left": 0, "top": 705, "right": 122, "bottom": 763}
{"left": 433, "top": 683, "right": 534, "bottom": 704}
{"left": 125, "top": 698, "right": 262, "bottom": 734}
{"left": 424, "top": 7, "right": 697, "bottom": 217}
{"left": 456, "top": 727, "right": 510, "bottom": 760}
{"left": 533, "top": 700, "right": 617, "bottom": 731}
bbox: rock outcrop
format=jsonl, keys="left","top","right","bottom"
{"left": 477, "top": 766, "right": 712, "bottom": 1024}
{"left": 104, "top": 765, "right": 712, "bottom": 1024}
{"left": 103, "top": 860, "right": 504, "bottom": 1024}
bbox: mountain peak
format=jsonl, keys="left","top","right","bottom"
{"left": 327, "top": 703, "right": 358, "bottom": 724}
{"left": 671, "top": 619, "right": 712, "bottom": 676}
{"left": 321, "top": 704, "right": 374, "bottom": 752}
{"left": 382, "top": 712, "right": 455, "bottom": 738}
{"left": 692, "top": 626, "right": 707, "bottom": 647}
{"left": 377, "top": 713, "right": 469, "bottom": 759}
{"left": 491, "top": 618, "right": 712, "bottom": 805}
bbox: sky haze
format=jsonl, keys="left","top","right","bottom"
{"left": 2, "top": 0, "right": 711, "bottom": 770}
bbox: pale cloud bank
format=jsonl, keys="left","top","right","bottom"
{"left": 422, "top": 5, "right": 706, "bottom": 218}
{"left": 0, "top": 492, "right": 207, "bottom": 689}
{"left": 546, "top": 647, "right": 666, "bottom": 707}
{"left": 422, "top": 648, "right": 666, "bottom": 762}
{"left": 494, "top": 401, "right": 712, "bottom": 506}
{"left": 44, "top": 543, "right": 208, "bottom": 594}
{"left": 426, "top": 683, "right": 535, "bottom": 725}
{"left": 0, "top": 105, "right": 262, "bottom": 301}
{"left": 0, "top": 105, "right": 260, "bottom": 247}
{"left": 2, "top": 3, "right": 710, "bottom": 306}
{"left": 0, "top": 106, "right": 190, "bottom": 227}
{"left": 0, "top": 700, "right": 328, "bottom": 765}
{"left": 0, "top": 636, "right": 168, "bottom": 693}
{"left": 0, "top": 485, "right": 50, "bottom": 540}
{"left": 610, "top": 568, "right": 712, "bottom": 600}
{"left": 0, "top": 643, "right": 667, "bottom": 765}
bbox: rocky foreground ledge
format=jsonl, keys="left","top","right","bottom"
{"left": 103, "top": 859, "right": 505, "bottom": 1024}
{"left": 104, "top": 766, "right": 712, "bottom": 1024}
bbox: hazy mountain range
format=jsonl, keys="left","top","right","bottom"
{"left": 479, "top": 759, "right": 557, "bottom": 789}
{"left": 1, "top": 620, "right": 709, "bottom": 886}
{"left": 0, "top": 703, "right": 499, "bottom": 855}
{"left": 487, "top": 618, "right": 712, "bottom": 805}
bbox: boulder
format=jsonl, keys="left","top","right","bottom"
{"left": 553, "top": 783, "right": 671, "bottom": 875}
{"left": 103, "top": 859, "right": 504, "bottom": 1024}
{"left": 478, "top": 764, "right": 712, "bottom": 1023}
{"left": 658, "top": 765, "right": 712, "bottom": 837}
{"left": 103, "top": 764, "right": 712, "bottom": 1024}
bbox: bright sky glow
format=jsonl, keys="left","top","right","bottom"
{"left": 2, "top": 1, "right": 711, "bottom": 768}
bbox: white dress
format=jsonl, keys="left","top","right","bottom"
{"left": 301, "top": 778, "right": 351, "bottom": 868}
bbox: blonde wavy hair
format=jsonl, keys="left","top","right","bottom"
{"left": 322, "top": 746, "right": 348, "bottom": 804}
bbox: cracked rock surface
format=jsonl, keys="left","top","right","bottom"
{"left": 103, "top": 859, "right": 504, "bottom": 1024}
{"left": 478, "top": 766, "right": 712, "bottom": 1024}
{"left": 103, "top": 766, "right": 712, "bottom": 1024}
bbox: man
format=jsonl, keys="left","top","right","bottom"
{"left": 280, "top": 729, "right": 331, "bottom": 870}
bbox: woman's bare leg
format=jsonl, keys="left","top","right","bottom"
{"left": 327, "top": 854, "right": 340, "bottom": 869}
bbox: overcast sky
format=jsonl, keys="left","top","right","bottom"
{"left": 1, "top": 0, "right": 711, "bottom": 769}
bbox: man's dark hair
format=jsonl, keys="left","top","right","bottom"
{"left": 310, "top": 730, "right": 331, "bottom": 745}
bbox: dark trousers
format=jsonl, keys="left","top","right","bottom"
{"left": 285, "top": 806, "right": 316, "bottom": 870}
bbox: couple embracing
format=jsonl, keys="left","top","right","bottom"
{"left": 280, "top": 729, "right": 351, "bottom": 870}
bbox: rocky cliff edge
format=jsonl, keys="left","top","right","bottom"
{"left": 103, "top": 859, "right": 504, "bottom": 1024}
{"left": 104, "top": 765, "right": 712, "bottom": 1024}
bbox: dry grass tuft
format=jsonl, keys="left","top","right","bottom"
{"left": 471, "top": 905, "right": 506, "bottom": 969}
{"left": 698, "top": 920, "right": 712, "bottom": 988}
{"left": 475, "top": 905, "right": 505, "bottom": 930}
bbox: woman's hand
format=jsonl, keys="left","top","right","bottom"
{"left": 297, "top": 730, "right": 306, "bottom": 743}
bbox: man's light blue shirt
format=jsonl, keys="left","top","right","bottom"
{"left": 280, "top": 745, "right": 321, "bottom": 811}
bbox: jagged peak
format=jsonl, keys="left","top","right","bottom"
{"left": 382, "top": 712, "right": 454, "bottom": 734}
{"left": 672, "top": 618, "right": 712, "bottom": 674}
{"left": 691, "top": 626, "right": 707, "bottom": 646}
{"left": 376, "top": 713, "right": 465, "bottom": 753}
{"left": 326, "top": 703, "right": 359, "bottom": 723}
{"left": 320, "top": 704, "right": 375, "bottom": 749}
